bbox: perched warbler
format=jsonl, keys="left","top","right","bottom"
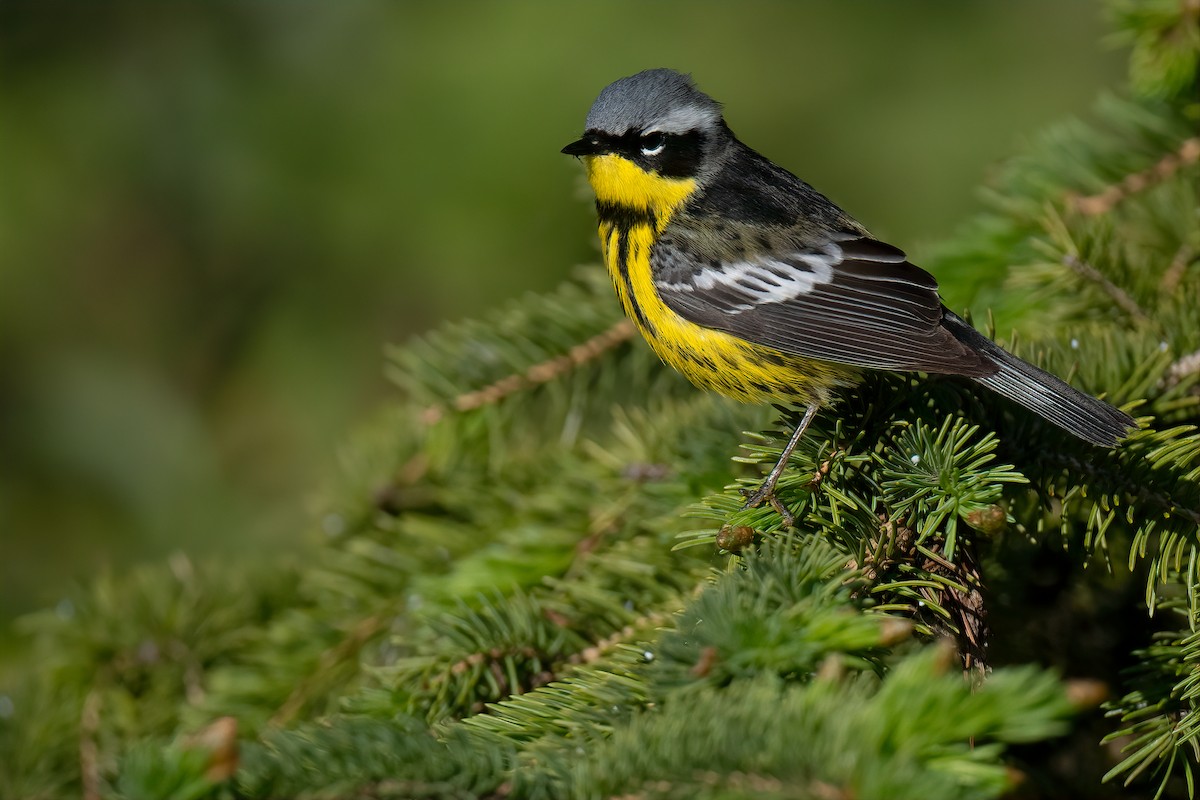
{"left": 561, "top": 69, "right": 1134, "bottom": 521}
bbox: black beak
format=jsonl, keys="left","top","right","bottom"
{"left": 561, "top": 136, "right": 602, "bottom": 156}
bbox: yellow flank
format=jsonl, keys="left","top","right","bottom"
{"left": 581, "top": 155, "right": 858, "bottom": 406}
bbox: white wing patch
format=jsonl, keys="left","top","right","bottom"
{"left": 656, "top": 247, "right": 840, "bottom": 313}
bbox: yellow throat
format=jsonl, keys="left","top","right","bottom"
{"left": 583, "top": 154, "right": 697, "bottom": 220}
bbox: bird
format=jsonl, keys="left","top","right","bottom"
{"left": 561, "top": 68, "right": 1134, "bottom": 523}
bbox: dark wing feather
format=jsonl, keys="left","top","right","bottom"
{"left": 653, "top": 234, "right": 996, "bottom": 377}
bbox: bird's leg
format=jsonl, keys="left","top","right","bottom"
{"left": 740, "top": 404, "right": 819, "bottom": 528}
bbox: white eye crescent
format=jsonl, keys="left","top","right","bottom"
{"left": 640, "top": 133, "right": 666, "bottom": 157}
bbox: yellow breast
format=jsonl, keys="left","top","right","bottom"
{"left": 581, "top": 154, "right": 857, "bottom": 406}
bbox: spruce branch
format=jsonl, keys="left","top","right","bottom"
{"left": 236, "top": 716, "right": 510, "bottom": 799}
{"left": 379, "top": 590, "right": 592, "bottom": 723}
{"left": 1102, "top": 611, "right": 1200, "bottom": 797}
{"left": 1107, "top": 0, "right": 1200, "bottom": 100}
{"left": 419, "top": 319, "right": 635, "bottom": 425}
{"left": 1062, "top": 253, "right": 1151, "bottom": 323}
{"left": 566, "top": 648, "right": 1073, "bottom": 800}
{"left": 1161, "top": 242, "right": 1197, "bottom": 294}
{"left": 563, "top": 606, "right": 678, "bottom": 667}
{"left": 268, "top": 611, "right": 392, "bottom": 728}
{"left": 878, "top": 419, "right": 1026, "bottom": 560}
{"left": 1069, "top": 136, "right": 1200, "bottom": 216}
{"left": 79, "top": 688, "right": 101, "bottom": 800}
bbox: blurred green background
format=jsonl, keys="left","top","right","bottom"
{"left": 0, "top": 2, "right": 1121, "bottom": 628}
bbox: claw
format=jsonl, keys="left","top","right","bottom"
{"left": 739, "top": 483, "right": 795, "bottom": 528}
{"left": 768, "top": 496, "right": 795, "bottom": 528}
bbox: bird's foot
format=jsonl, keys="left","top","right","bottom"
{"left": 740, "top": 483, "right": 795, "bottom": 528}
{"left": 736, "top": 403, "right": 818, "bottom": 531}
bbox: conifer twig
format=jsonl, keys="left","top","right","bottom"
{"left": 1062, "top": 254, "right": 1149, "bottom": 322}
{"left": 269, "top": 612, "right": 391, "bottom": 727}
{"left": 945, "top": 543, "right": 988, "bottom": 679}
{"left": 1042, "top": 451, "right": 1200, "bottom": 526}
{"left": 570, "top": 608, "right": 677, "bottom": 666}
{"left": 908, "top": 540, "right": 988, "bottom": 676}
{"left": 79, "top": 688, "right": 101, "bottom": 800}
{"left": 1069, "top": 137, "right": 1200, "bottom": 216}
{"left": 1160, "top": 243, "right": 1196, "bottom": 294}
{"left": 420, "top": 319, "right": 636, "bottom": 425}
{"left": 428, "top": 604, "right": 681, "bottom": 702}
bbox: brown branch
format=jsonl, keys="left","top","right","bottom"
{"left": 1062, "top": 254, "right": 1149, "bottom": 322}
{"left": 1161, "top": 243, "right": 1196, "bottom": 295}
{"left": 569, "top": 607, "right": 676, "bottom": 666}
{"left": 425, "top": 603, "right": 679, "bottom": 708}
{"left": 184, "top": 716, "right": 239, "bottom": 783}
{"left": 79, "top": 689, "right": 101, "bottom": 800}
{"left": 946, "top": 541, "right": 988, "bottom": 680}
{"left": 1069, "top": 137, "right": 1200, "bottom": 216}
{"left": 373, "top": 319, "right": 636, "bottom": 513}
{"left": 420, "top": 319, "right": 636, "bottom": 425}
{"left": 855, "top": 513, "right": 988, "bottom": 675}
{"left": 269, "top": 612, "right": 390, "bottom": 727}
{"left": 448, "top": 646, "right": 542, "bottom": 679}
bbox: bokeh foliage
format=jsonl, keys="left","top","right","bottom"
{"left": 6, "top": 1, "right": 1200, "bottom": 798}
{"left": 0, "top": 1, "right": 1118, "bottom": 624}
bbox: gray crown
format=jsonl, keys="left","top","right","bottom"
{"left": 584, "top": 69, "right": 723, "bottom": 136}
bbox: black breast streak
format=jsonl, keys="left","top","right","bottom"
{"left": 615, "top": 226, "right": 655, "bottom": 338}
{"left": 597, "top": 200, "right": 658, "bottom": 338}
{"left": 596, "top": 201, "right": 655, "bottom": 230}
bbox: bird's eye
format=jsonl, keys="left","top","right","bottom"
{"left": 640, "top": 132, "right": 666, "bottom": 156}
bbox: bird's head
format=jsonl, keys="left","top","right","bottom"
{"left": 562, "top": 69, "right": 730, "bottom": 211}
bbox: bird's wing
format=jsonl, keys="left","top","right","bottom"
{"left": 652, "top": 233, "right": 996, "bottom": 377}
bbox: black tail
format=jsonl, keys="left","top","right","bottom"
{"left": 942, "top": 312, "right": 1135, "bottom": 447}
